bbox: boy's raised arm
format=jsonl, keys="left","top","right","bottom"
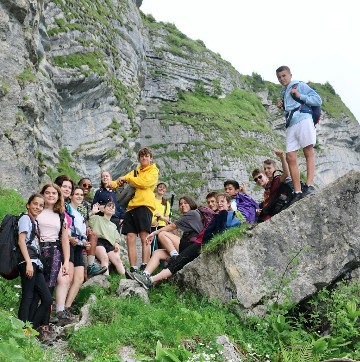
{"left": 273, "top": 149, "right": 290, "bottom": 183}
{"left": 124, "top": 168, "right": 158, "bottom": 189}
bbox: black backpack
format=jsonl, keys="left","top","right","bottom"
{"left": 260, "top": 171, "right": 294, "bottom": 217}
{"left": 0, "top": 214, "right": 37, "bottom": 280}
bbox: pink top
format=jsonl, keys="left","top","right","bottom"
{"left": 37, "top": 209, "right": 67, "bottom": 242}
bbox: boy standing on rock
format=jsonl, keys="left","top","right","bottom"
{"left": 110, "top": 147, "right": 159, "bottom": 273}
{"left": 276, "top": 66, "right": 322, "bottom": 204}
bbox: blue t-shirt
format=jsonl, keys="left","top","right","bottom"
{"left": 18, "top": 215, "right": 43, "bottom": 269}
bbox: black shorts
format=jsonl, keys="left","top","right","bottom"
{"left": 97, "top": 238, "right": 115, "bottom": 253}
{"left": 70, "top": 244, "right": 85, "bottom": 267}
{"left": 122, "top": 206, "right": 152, "bottom": 235}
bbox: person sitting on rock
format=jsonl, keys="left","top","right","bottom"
{"left": 88, "top": 201, "right": 125, "bottom": 276}
{"left": 92, "top": 171, "right": 125, "bottom": 232}
{"left": 126, "top": 196, "right": 203, "bottom": 279}
{"left": 253, "top": 149, "right": 290, "bottom": 222}
{"left": 206, "top": 191, "right": 218, "bottom": 212}
{"left": 151, "top": 182, "right": 170, "bottom": 252}
{"left": 224, "top": 180, "right": 259, "bottom": 223}
{"left": 132, "top": 194, "right": 239, "bottom": 290}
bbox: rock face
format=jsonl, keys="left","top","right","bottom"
{"left": 0, "top": 0, "right": 359, "bottom": 202}
{"left": 175, "top": 171, "right": 360, "bottom": 316}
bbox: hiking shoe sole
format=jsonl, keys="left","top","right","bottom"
{"left": 87, "top": 266, "right": 107, "bottom": 278}
{"left": 125, "top": 268, "right": 136, "bottom": 280}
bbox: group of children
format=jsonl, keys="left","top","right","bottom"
{"left": 13, "top": 65, "right": 321, "bottom": 341}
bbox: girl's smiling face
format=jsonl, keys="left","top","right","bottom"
{"left": 61, "top": 180, "right": 72, "bottom": 199}
{"left": 70, "top": 188, "right": 84, "bottom": 207}
{"left": 179, "top": 199, "right": 191, "bottom": 214}
{"left": 43, "top": 186, "right": 59, "bottom": 207}
{"left": 27, "top": 197, "right": 45, "bottom": 218}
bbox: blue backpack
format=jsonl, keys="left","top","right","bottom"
{"left": 284, "top": 82, "right": 322, "bottom": 128}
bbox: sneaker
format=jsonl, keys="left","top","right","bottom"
{"left": 37, "top": 325, "right": 52, "bottom": 342}
{"left": 139, "top": 264, "right": 147, "bottom": 272}
{"left": 170, "top": 254, "right": 179, "bottom": 261}
{"left": 125, "top": 267, "right": 136, "bottom": 280}
{"left": 87, "top": 263, "right": 107, "bottom": 278}
{"left": 49, "top": 314, "right": 59, "bottom": 324}
{"left": 56, "top": 309, "right": 75, "bottom": 326}
{"left": 302, "top": 185, "right": 316, "bottom": 198}
{"left": 289, "top": 192, "right": 303, "bottom": 206}
{"left": 133, "top": 273, "right": 154, "bottom": 290}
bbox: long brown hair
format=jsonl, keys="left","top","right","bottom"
{"left": 40, "top": 183, "right": 65, "bottom": 214}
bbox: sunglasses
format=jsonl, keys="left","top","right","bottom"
{"left": 253, "top": 175, "right": 263, "bottom": 182}
{"left": 81, "top": 183, "right": 92, "bottom": 189}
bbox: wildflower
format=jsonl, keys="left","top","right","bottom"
{"left": 15, "top": 293, "right": 20, "bottom": 297}
{"left": 10, "top": 308, "right": 14, "bottom": 311}
{"left": 14, "top": 285, "right": 21, "bottom": 288}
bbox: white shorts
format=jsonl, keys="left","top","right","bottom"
{"left": 286, "top": 118, "right": 316, "bottom": 153}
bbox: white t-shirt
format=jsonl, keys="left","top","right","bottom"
{"left": 231, "top": 199, "right": 237, "bottom": 211}
{"left": 37, "top": 208, "right": 66, "bottom": 242}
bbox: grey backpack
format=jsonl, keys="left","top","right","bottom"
{"left": 115, "top": 169, "right": 137, "bottom": 208}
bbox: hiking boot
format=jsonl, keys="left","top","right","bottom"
{"left": 87, "top": 263, "right": 107, "bottom": 278}
{"left": 139, "top": 264, "right": 147, "bottom": 273}
{"left": 289, "top": 192, "right": 303, "bottom": 206}
{"left": 37, "top": 325, "right": 52, "bottom": 343}
{"left": 56, "top": 309, "right": 75, "bottom": 326}
{"left": 125, "top": 267, "right": 136, "bottom": 280}
{"left": 133, "top": 273, "right": 154, "bottom": 290}
{"left": 49, "top": 314, "right": 59, "bottom": 324}
{"left": 302, "top": 185, "right": 316, "bottom": 198}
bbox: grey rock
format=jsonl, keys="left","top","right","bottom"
{"left": 81, "top": 275, "right": 110, "bottom": 289}
{"left": 216, "top": 335, "right": 245, "bottom": 362}
{"left": 175, "top": 171, "right": 360, "bottom": 316}
{"left": 116, "top": 279, "right": 149, "bottom": 303}
{"left": 74, "top": 294, "right": 97, "bottom": 331}
{"left": 118, "top": 346, "right": 141, "bottom": 362}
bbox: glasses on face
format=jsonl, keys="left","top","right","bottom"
{"left": 81, "top": 183, "right": 92, "bottom": 189}
{"left": 253, "top": 175, "right": 263, "bottom": 183}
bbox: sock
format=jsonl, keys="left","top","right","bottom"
{"left": 88, "top": 255, "right": 95, "bottom": 265}
{"left": 131, "top": 266, "right": 138, "bottom": 270}
{"left": 140, "top": 263, "right": 147, "bottom": 267}
{"left": 295, "top": 191, "right": 302, "bottom": 194}
{"left": 149, "top": 276, "right": 154, "bottom": 283}
{"left": 170, "top": 250, "right": 179, "bottom": 257}
{"left": 143, "top": 271, "right": 150, "bottom": 276}
{"left": 56, "top": 304, "right": 65, "bottom": 313}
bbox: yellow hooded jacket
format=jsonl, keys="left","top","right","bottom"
{"left": 111, "top": 163, "right": 159, "bottom": 212}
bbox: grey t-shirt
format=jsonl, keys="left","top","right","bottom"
{"left": 174, "top": 210, "right": 203, "bottom": 240}
{"left": 18, "top": 215, "right": 43, "bottom": 268}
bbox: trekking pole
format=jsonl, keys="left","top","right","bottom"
{"left": 168, "top": 193, "right": 175, "bottom": 223}
{"left": 151, "top": 217, "right": 160, "bottom": 256}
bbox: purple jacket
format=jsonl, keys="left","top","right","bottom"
{"left": 236, "top": 193, "right": 259, "bottom": 223}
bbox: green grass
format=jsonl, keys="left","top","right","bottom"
{"left": 202, "top": 224, "right": 250, "bottom": 254}
{"left": 0, "top": 185, "right": 25, "bottom": 222}
{"left": 46, "top": 148, "right": 81, "bottom": 182}
{"left": 14, "top": 70, "right": 38, "bottom": 87}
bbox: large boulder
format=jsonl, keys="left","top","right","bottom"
{"left": 175, "top": 171, "right": 360, "bottom": 316}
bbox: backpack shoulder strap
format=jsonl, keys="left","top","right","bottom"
{"left": 134, "top": 169, "right": 137, "bottom": 177}
{"left": 58, "top": 213, "right": 65, "bottom": 240}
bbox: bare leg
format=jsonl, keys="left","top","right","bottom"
{"left": 152, "top": 268, "right": 173, "bottom": 283}
{"left": 65, "top": 266, "right": 84, "bottom": 308}
{"left": 55, "top": 268, "right": 70, "bottom": 309}
{"left": 95, "top": 246, "right": 110, "bottom": 275}
{"left": 107, "top": 251, "right": 125, "bottom": 275}
{"left": 87, "top": 229, "right": 98, "bottom": 256}
{"left": 145, "top": 249, "right": 171, "bottom": 274}
{"left": 68, "top": 262, "right": 74, "bottom": 285}
{"left": 139, "top": 231, "right": 151, "bottom": 264}
{"left": 157, "top": 231, "right": 181, "bottom": 253}
{"left": 286, "top": 150, "right": 301, "bottom": 192}
{"left": 126, "top": 232, "right": 137, "bottom": 267}
{"left": 303, "top": 144, "right": 315, "bottom": 185}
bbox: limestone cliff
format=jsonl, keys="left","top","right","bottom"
{"left": 0, "top": 0, "right": 359, "bottom": 201}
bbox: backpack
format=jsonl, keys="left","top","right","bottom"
{"left": 0, "top": 214, "right": 37, "bottom": 280}
{"left": 284, "top": 82, "right": 322, "bottom": 128}
{"left": 260, "top": 170, "right": 294, "bottom": 217}
{"left": 115, "top": 169, "right": 137, "bottom": 208}
{"left": 193, "top": 206, "right": 216, "bottom": 244}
